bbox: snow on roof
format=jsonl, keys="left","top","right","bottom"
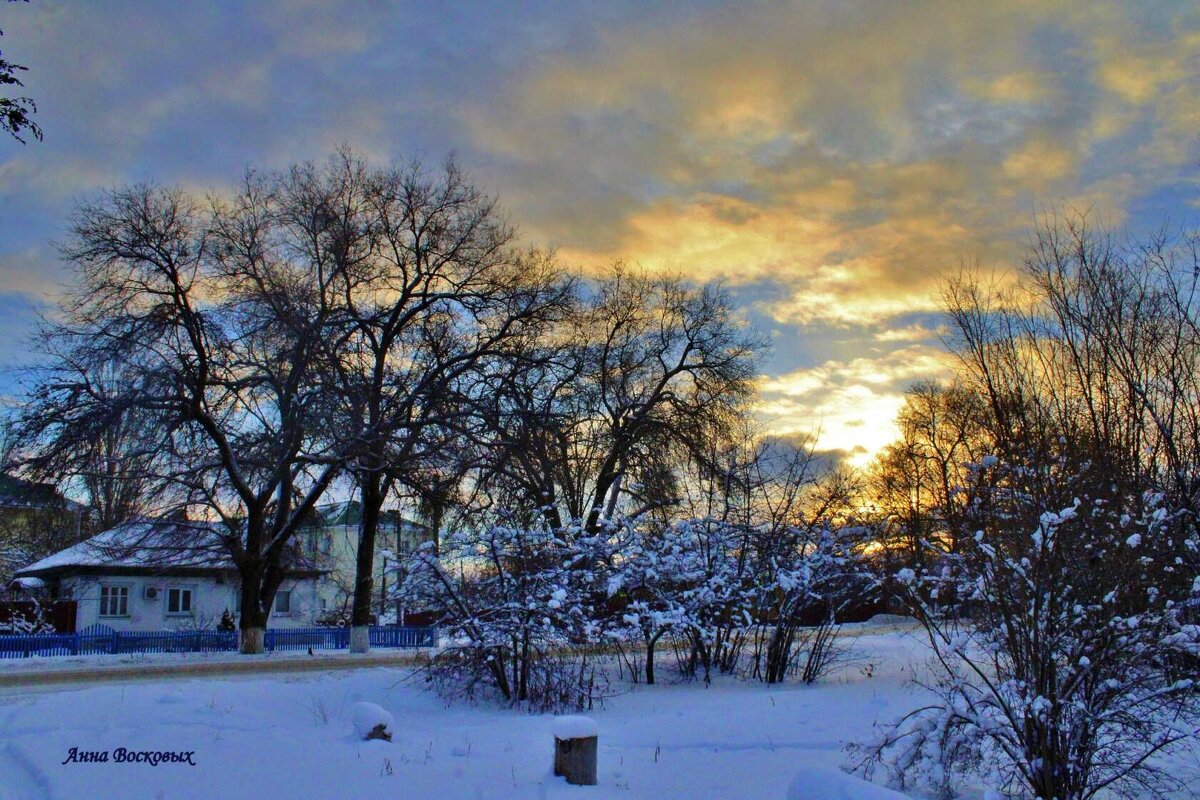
{"left": 11, "top": 576, "right": 45, "bottom": 589}
{"left": 317, "top": 500, "right": 360, "bottom": 527}
{"left": 14, "top": 521, "right": 232, "bottom": 576}
{"left": 310, "top": 500, "right": 432, "bottom": 535}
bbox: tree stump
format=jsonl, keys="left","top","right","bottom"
{"left": 553, "top": 716, "right": 598, "bottom": 786}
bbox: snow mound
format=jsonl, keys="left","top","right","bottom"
{"left": 351, "top": 701, "right": 394, "bottom": 741}
{"left": 786, "top": 767, "right": 912, "bottom": 800}
{"left": 553, "top": 715, "right": 598, "bottom": 740}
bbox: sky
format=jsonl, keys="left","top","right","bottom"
{"left": 0, "top": 0, "right": 1198, "bottom": 467}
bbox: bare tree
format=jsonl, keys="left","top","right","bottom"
{"left": 9, "top": 357, "right": 166, "bottom": 528}
{"left": 468, "top": 266, "right": 764, "bottom": 536}
{"left": 860, "top": 211, "right": 1200, "bottom": 799}
{"left": 39, "top": 171, "right": 349, "bottom": 653}
{"left": 943, "top": 211, "right": 1200, "bottom": 581}
{"left": 867, "top": 380, "right": 986, "bottom": 570}
{"left": 0, "top": 0, "right": 40, "bottom": 144}
{"left": 321, "top": 154, "right": 573, "bottom": 652}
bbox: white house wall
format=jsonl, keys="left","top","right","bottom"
{"left": 61, "top": 575, "right": 322, "bottom": 632}
{"left": 305, "top": 522, "right": 432, "bottom": 618}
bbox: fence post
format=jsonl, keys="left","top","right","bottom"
{"left": 111, "top": 632, "right": 119, "bottom": 655}
{"left": 71, "top": 633, "right": 80, "bottom": 656}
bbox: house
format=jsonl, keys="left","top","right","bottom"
{"left": 0, "top": 473, "right": 90, "bottom": 585}
{"left": 10, "top": 521, "right": 324, "bottom": 632}
{"left": 299, "top": 501, "right": 435, "bottom": 623}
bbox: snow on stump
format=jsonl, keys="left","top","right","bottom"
{"left": 552, "top": 715, "right": 598, "bottom": 786}
{"left": 786, "top": 766, "right": 912, "bottom": 800}
{"left": 351, "top": 701, "right": 394, "bottom": 743}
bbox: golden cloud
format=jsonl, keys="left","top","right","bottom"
{"left": 463, "top": 0, "right": 1199, "bottom": 330}
{"left": 1002, "top": 137, "right": 1078, "bottom": 188}
{"left": 756, "top": 345, "right": 954, "bottom": 468}
{"left": 964, "top": 70, "right": 1059, "bottom": 105}
{"left": 1094, "top": 35, "right": 1191, "bottom": 105}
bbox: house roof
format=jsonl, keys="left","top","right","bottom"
{"left": 13, "top": 520, "right": 323, "bottom": 580}
{"left": 0, "top": 473, "right": 86, "bottom": 513}
{"left": 317, "top": 500, "right": 361, "bottom": 527}
{"left": 311, "top": 500, "right": 431, "bottom": 534}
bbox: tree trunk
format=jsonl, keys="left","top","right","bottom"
{"left": 519, "top": 628, "right": 531, "bottom": 701}
{"left": 236, "top": 520, "right": 285, "bottom": 654}
{"left": 585, "top": 472, "right": 616, "bottom": 534}
{"left": 489, "top": 647, "right": 512, "bottom": 700}
{"left": 645, "top": 635, "right": 656, "bottom": 685}
{"left": 350, "top": 471, "right": 384, "bottom": 653}
{"left": 239, "top": 624, "right": 265, "bottom": 654}
{"left": 238, "top": 572, "right": 268, "bottom": 655}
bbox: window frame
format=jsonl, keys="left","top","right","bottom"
{"left": 98, "top": 584, "right": 130, "bottom": 618}
{"left": 165, "top": 585, "right": 194, "bottom": 616}
{"left": 274, "top": 589, "right": 292, "bottom": 615}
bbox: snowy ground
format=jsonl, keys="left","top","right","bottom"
{"left": 0, "top": 628, "right": 1195, "bottom": 800}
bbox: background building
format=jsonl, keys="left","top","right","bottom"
{"left": 0, "top": 473, "right": 90, "bottom": 589}
{"left": 12, "top": 521, "right": 324, "bottom": 632}
{"left": 299, "top": 501, "right": 435, "bottom": 625}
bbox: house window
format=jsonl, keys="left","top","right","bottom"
{"left": 166, "top": 587, "right": 193, "bottom": 616}
{"left": 274, "top": 590, "right": 292, "bottom": 615}
{"left": 320, "top": 535, "right": 331, "bottom": 555}
{"left": 99, "top": 585, "right": 129, "bottom": 617}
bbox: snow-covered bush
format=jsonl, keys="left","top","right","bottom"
{"left": 397, "top": 515, "right": 612, "bottom": 713}
{"left": 748, "top": 523, "right": 873, "bottom": 685}
{"left": 397, "top": 490, "right": 875, "bottom": 708}
{"left": 600, "top": 513, "right": 874, "bottom": 686}
{"left": 607, "top": 517, "right": 750, "bottom": 684}
{"left": 856, "top": 463, "right": 1200, "bottom": 800}
{"left": 0, "top": 601, "right": 56, "bottom": 634}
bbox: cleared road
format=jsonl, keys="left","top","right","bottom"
{"left": 0, "top": 649, "right": 431, "bottom": 691}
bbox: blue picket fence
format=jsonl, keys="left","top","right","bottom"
{"left": 264, "top": 627, "right": 348, "bottom": 652}
{"left": 0, "top": 625, "right": 437, "bottom": 659}
{"left": 370, "top": 625, "right": 437, "bottom": 648}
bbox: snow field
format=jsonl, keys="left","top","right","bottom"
{"left": 786, "top": 766, "right": 913, "bottom": 800}
{"left": 2, "top": 629, "right": 1191, "bottom": 799}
